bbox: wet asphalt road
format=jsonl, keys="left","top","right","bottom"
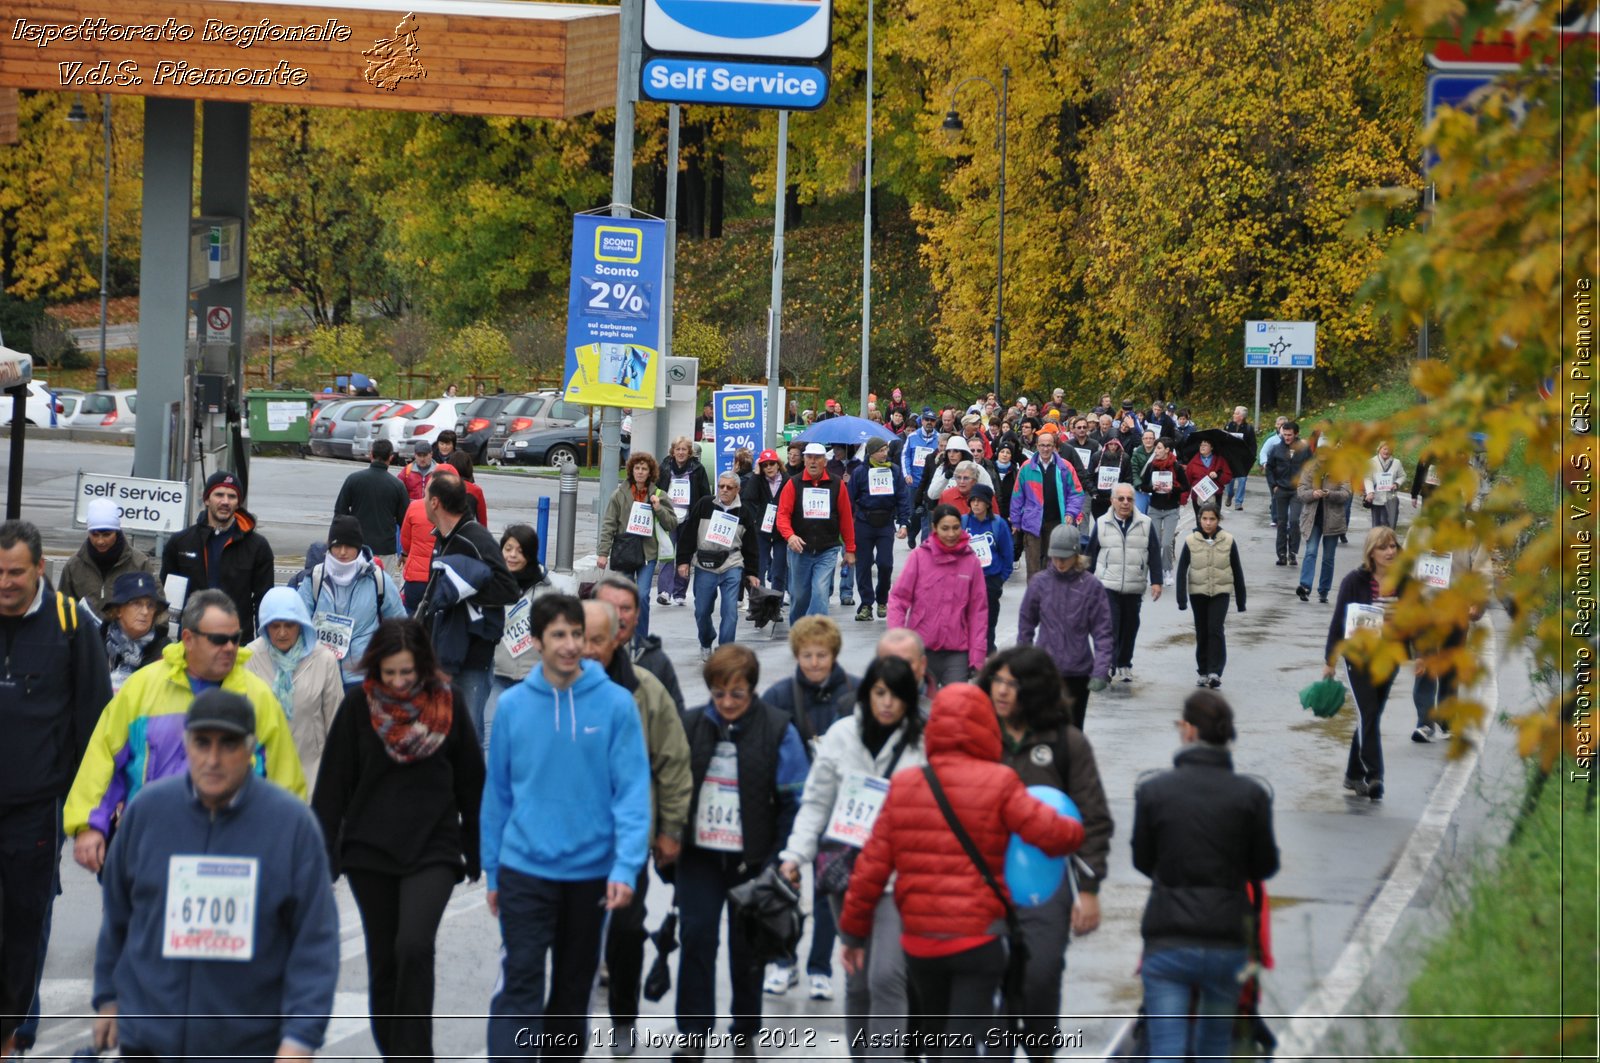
{"left": 8, "top": 437, "right": 1529, "bottom": 1060}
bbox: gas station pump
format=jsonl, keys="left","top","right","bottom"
{"left": 182, "top": 215, "right": 247, "bottom": 511}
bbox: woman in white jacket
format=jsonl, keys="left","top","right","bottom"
{"left": 1363, "top": 442, "right": 1407, "bottom": 529}
{"left": 244, "top": 586, "right": 345, "bottom": 789}
{"left": 779, "top": 655, "right": 927, "bottom": 1059}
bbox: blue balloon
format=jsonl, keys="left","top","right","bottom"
{"left": 1004, "top": 786, "right": 1082, "bottom": 907}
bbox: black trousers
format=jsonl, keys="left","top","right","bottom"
{"left": 1345, "top": 665, "right": 1397, "bottom": 784}
{"left": 1060, "top": 674, "right": 1090, "bottom": 731}
{"left": 0, "top": 799, "right": 58, "bottom": 1047}
{"left": 1272, "top": 490, "right": 1298, "bottom": 561}
{"left": 983, "top": 574, "right": 1005, "bottom": 655}
{"left": 1189, "top": 594, "right": 1231, "bottom": 677}
{"left": 1107, "top": 591, "right": 1144, "bottom": 670}
{"left": 347, "top": 865, "right": 458, "bottom": 1062}
{"left": 606, "top": 869, "right": 651, "bottom": 1025}
{"left": 488, "top": 869, "right": 609, "bottom": 1061}
{"left": 904, "top": 938, "right": 1007, "bottom": 1061}
{"left": 676, "top": 850, "right": 763, "bottom": 1043}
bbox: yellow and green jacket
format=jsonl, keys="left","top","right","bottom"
{"left": 64, "top": 642, "right": 306, "bottom": 837}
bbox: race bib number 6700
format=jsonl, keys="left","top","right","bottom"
{"left": 164, "top": 855, "right": 258, "bottom": 961}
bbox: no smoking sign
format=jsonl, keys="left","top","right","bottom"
{"left": 205, "top": 305, "right": 233, "bottom": 343}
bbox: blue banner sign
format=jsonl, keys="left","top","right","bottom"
{"left": 642, "top": 56, "right": 829, "bottom": 109}
{"left": 713, "top": 388, "right": 766, "bottom": 478}
{"left": 563, "top": 215, "right": 667, "bottom": 409}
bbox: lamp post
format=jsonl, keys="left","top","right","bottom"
{"left": 68, "top": 94, "right": 112, "bottom": 391}
{"left": 941, "top": 66, "right": 1008, "bottom": 401}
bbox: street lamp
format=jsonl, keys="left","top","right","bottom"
{"left": 941, "top": 66, "right": 1008, "bottom": 401}
{"left": 68, "top": 94, "right": 112, "bottom": 391}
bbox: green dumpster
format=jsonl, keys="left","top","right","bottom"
{"left": 246, "top": 389, "right": 314, "bottom": 444}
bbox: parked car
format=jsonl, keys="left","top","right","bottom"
{"left": 501, "top": 423, "right": 630, "bottom": 468}
{"left": 309, "top": 397, "right": 393, "bottom": 459}
{"left": 21, "top": 381, "right": 63, "bottom": 426}
{"left": 352, "top": 397, "right": 473, "bottom": 461}
{"left": 485, "top": 393, "right": 587, "bottom": 464}
{"left": 68, "top": 389, "right": 138, "bottom": 431}
{"left": 53, "top": 388, "right": 84, "bottom": 424}
{"left": 454, "top": 395, "right": 517, "bottom": 464}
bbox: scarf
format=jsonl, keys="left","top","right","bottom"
{"left": 265, "top": 634, "right": 313, "bottom": 717}
{"left": 995, "top": 460, "right": 1012, "bottom": 475}
{"left": 91, "top": 533, "right": 127, "bottom": 573}
{"left": 513, "top": 562, "right": 546, "bottom": 592}
{"left": 365, "top": 672, "right": 454, "bottom": 763}
{"left": 630, "top": 481, "right": 652, "bottom": 503}
{"left": 106, "top": 623, "right": 154, "bottom": 692}
{"left": 324, "top": 554, "right": 363, "bottom": 587}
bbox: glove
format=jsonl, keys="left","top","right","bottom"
{"left": 1088, "top": 677, "right": 1108, "bottom": 693}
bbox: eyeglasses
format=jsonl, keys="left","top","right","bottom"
{"left": 710, "top": 687, "right": 752, "bottom": 701}
{"left": 194, "top": 630, "right": 243, "bottom": 646}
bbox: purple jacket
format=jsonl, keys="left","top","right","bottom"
{"left": 1016, "top": 565, "right": 1113, "bottom": 679}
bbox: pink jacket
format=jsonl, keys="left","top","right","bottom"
{"left": 887, "top": 533, "right": 989, "bottom": 671}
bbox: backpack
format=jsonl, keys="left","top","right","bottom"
{"left": 309, "top": 562, "right": 386, "bottom": 609}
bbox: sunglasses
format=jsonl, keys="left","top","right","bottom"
{"left": 193, "top": 630, "right": 243, "bottom": 646}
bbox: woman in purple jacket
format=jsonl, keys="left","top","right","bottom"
{"left": 1016, "top": 523, "right": 1114, "bottom": 729}
{"left": 886, "top": 504, "right": 989, "bottom": 688}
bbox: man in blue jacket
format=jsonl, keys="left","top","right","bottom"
{"left": 482, "top": 594, "right": 651, "bottom": 1061}
{"left": 849, "top": 436, "right": 910, "bottom": 621}
{"left": 91, "top": 689, "right": 338, "bottom": 1061}
{"left": 899, "top": 408, "right": 941, "bottom": 547}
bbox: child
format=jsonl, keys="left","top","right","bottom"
{"left": 1175, "top": 504, "right": 1248, "bottom": 688}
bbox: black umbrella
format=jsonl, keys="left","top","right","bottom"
{"left": 1179, "top": 428, "right": 1254, "bottom": 479}
{"left": 643, "top": 909, "right": 678, "bottom": 1002}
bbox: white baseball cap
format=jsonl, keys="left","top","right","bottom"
{"left": 802, "top": 442, "right": 829, "bottom": 456}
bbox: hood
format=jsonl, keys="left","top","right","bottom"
{"left": 920, "top": 531, "right": 973, "bottom": 560}
{"left": 521, "top": 657, "right": 612, "bottom": 741}
{"left": 922, "top": 683, "right": 1002, "bottom": 762}
{"left": 256, "top": 586, "right": 316, "bottom": 649}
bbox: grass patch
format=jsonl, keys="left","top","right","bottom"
{"left": 1404, "top": 766, "right": 1596, "bottom": 1058}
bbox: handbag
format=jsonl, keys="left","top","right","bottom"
{"left": 610, "top": 525, "right": 648, "bottom": 574}
{"left": 921, "top": 765, "right": 1029, "bottom": 1033}
{"left": 817, "top": 737, "right": 908, "bottom": 896}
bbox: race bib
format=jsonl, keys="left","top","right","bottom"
{"left": 163, "top": 855, "right": 258, "bottom": 962}
{"left": 913, "top": 446, "right": 932, "bottom": 468}
{"left": 500, "top": 597, "right": 534, "bottom": 657}
{"left": 802, "top": 487, "right": 831, "bottom": 519}
{"left": 314, "top": 613, "right": 355, "bottom": 661}
{"left": 1415, "top": 552, "right": 1453, "bottom": 589}
{"left": 704, "top": 511, "right": 739, "bottom": 548}
{"left": 669, "top": 477, "right": 692, "bottom": 506}
{"left": 1425, "top": 466, "right": 1440, "bottom": 487}
{"left": 761, "top": 503, "right": 777, "bottom": 534}
{"left": 1375, "top": 471, "right": 1396, "bottom": 493}
{"left": 694, "top": 741, "right": 743, "bottom": 853}
{"left": 1074, "top": 447, "right": 1092, "bottom": 468}
{"left": 822, "top": 773, "right": 891, "bottom": 848}
{"left": 1224, "top": 430, "right": 1245, "bottom": 440}
{"left": 626, "top": 501, "right": 654, "bottom": 537}
{"left": 868, "top": 467, "right": 894, "bottom": 496}
{"left": 1152, "top": 470, "right": 1174, "bottom": 493}
{"left": 1097, "top": 466, "right": 1119, "bottom": 491}
{"left": 1344, "top": 603, "right": 1386, "bottom": 640}
{"left": 1192, "top": 476, "right": 1218, "bottom": 503}
{"left": 971, "top": 533, "right": 994, "bottom": 567}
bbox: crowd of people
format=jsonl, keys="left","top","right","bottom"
{"left": 0, "top": 385, "right": 1491, "bottom": 1063}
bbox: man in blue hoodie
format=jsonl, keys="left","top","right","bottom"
{"left": 899, "top": 408, "right": 941, "bottom": 547}
{"left": 482, "top": 594, "right": 652, "bottom": 1061}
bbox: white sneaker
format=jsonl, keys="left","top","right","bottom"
{"left": 699, "top": 646, "right": 713, "bottom": 662}
{"left": 673, "top": 596, "right": 687, "bottom": 607}
{"left": 1411, "top": 724, "right": 1436, "bottom": 743}
{"left": 1121, "top": 669, "right": 1136, "bottom": 683}
{"left": 808, "top": 974, "right": 834, "bottom": 1001}
{"left": 1196, "top": 675, "right": 1210, "bottom": 687}
{"left": 763, "top": 963, "right": 798, "bottom": 995}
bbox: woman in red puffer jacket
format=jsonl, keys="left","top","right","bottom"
{"left": 837, "top": 684, "right": 1083, "bottom": 1058}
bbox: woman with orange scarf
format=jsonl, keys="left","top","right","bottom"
{"left": 312, "top": 618, "right": 485, "bottom": 1062}
{"left": 1137, "top": 439, "right": 1190, "bottom": 580}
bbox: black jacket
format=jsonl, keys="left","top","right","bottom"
{"left": 0, "top": 579, "right": 112, "bottom": 805}
{"left": 761, "top": 664, "right": 857, "bottom": 751}
{"left": 631, "top": 634, "right": 685, "bottom": 713}
{"left": 1266, "top": 440, "right": 1312, "bottom": 494}
{"left": 335, "top": 462, "right": 411, "bottom": 554}
{"left": 160, "top": 511, "right": 276, "bottom": 642}
{"left": 659, "top": 457, "right": 711, "bottom": 512}
{"left": 1000, "top": 724, "right": 1113, "bottom": 892}
{"left": 741, "top": 470, "right": 789, "bottom": 537}
{"left": 1132, "top": 744, "right": 1278, "bottom": 952}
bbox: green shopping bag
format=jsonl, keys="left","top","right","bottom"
{"left": 1298, "top": 677, "right": 1346, "bottom": 718}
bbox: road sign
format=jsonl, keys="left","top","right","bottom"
{"left": 644, "top": 0, "right": 832, "bottom": 60}
{"left": 205, "top": 305, "right": 233, "bottom": 344}
{"left": 712, "top": 387, "right": 766, "bottom": 477}
{"left": 642, "top": 56, "right": 829, "bottom": 109}
{"left": 1427, "top": 15, "right": 1596, "bottom": 71}
{"left": 1244, "top": 320, "right": 1316, "bottom": 369}
{"left": 562, "top": 215, "right": 667, "bottom": 409}
{"left": 74, "top": 471, "right": 189, "bottom": 533}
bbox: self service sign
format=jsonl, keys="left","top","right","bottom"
{"left": 643, "top": 57, "right": 828, "bottom": 109}
{"left": 563, "top": 215, "right": 667, "bottom": 410}
{"left": 644, "top": 0, "right": 831, "bottom": 60}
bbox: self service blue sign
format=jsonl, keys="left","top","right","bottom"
{"left": 643, "top": 57, "right": 829, "bottom": 109}
{"left": 713, "top": 388, "right": 767, "bottom": 478}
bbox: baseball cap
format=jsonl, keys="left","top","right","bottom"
{"left": 1047, "top": 523, "right": 1082, "bottom": 558}
{"left": 203, "top": 470, "right": 243, "bottom": 501}
{"left": 86, "top": 498, "right": 122, "bottom": 532}
{"left": 757, "top": 449, "right": 781, "bottom": 466}
{"left": 186, "top": 689, "right": 255, "bottom": 736}
{"left": 327, "top": 515, "right": 365, "bottom": 550}
{"left": 921, "top": 406, "right": 936, "bottom": 420}
{"left": 803, "top": 442, "right": 828, "bottom": 457}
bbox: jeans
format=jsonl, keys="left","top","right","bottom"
{"left": 484, "top": 674, "right": 521, "bottom": 751}
{"left": 1014, "top": 877, "right": 1075, "bottom": 1061}
{"left": 1108, "top": 591, "right": 1144, "bottom": 670}
{"left": 1272, "top": 490, "right": 1298, "bottom": 560}
{"left": 1140, "top": 945, "right": 1249, "bottom": 1063}
{"left": 904, "top": 938, "right": 1007, "bottom": 1060}
{"left": 983, "top": 574, "right": 1004, "bottom": 654}
{"left": 1134, "top": 491, "right": 1150, "bottom": 514}
{"left": 631, "top": 560, "right": 658, "bottom": 640}
{"left": 692, "top": 566, "right": 743, "bottom": 649}
{"left": 1413, "top": 625, "right": 1466, "bottom": 728}
{"left": 1224, "top": 474, "right": 1247, "bottom": 506}
{"left": 788, "top": 547, "right": 841, "bottom": 621}
{"left": 827, "top": 893, "right": 910, "bottom": 1060}
{"left": 487, "top": 868, "right": 608, "bottom": 1061}
{"left": 0, "top": 800, "right": 59, "bottom": 1048}
{"left": 927, "top": 650, "right": 971, "bottom": 689}
{"left": 347, "top": 865, "right": 457, "bottom": 1062}
{"left": 1345, "top": 663, "right": 1396, "bottom": 784}
{"left": 1189, "top": 593, "right": 1231, "bottom": 677}
{"left": 456, "top": 663, "right": 495, "bottom": 753}
{"left": 755, "top": 532, "right": 788, "bottom": 594}
{"left": 835, "top": 561, "right": 855, "bottom": 603}
{"left": 676, "top": 851, "right": 763, "bottom": 1042}
{"left": 1061, "top": 673, "right": 1091, "bottom": 730}
{"left": 1147, "top": 507, "right": 1181, "bottom": 576}
{"left": 855, "top": 520, "right": 897, "bottom": 606}
{"left": 1298, "top": 532, "right": 1339, "bottom": 596}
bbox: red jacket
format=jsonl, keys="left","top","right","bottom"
{"left": 839, "top": 684, "right": 1084, "bottom": 953}
{"left": 1182, "top": 454, "right": 1233, "bottom": 506}
{"left": 399, "top": 499, "right": 434, "bottom": 583}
